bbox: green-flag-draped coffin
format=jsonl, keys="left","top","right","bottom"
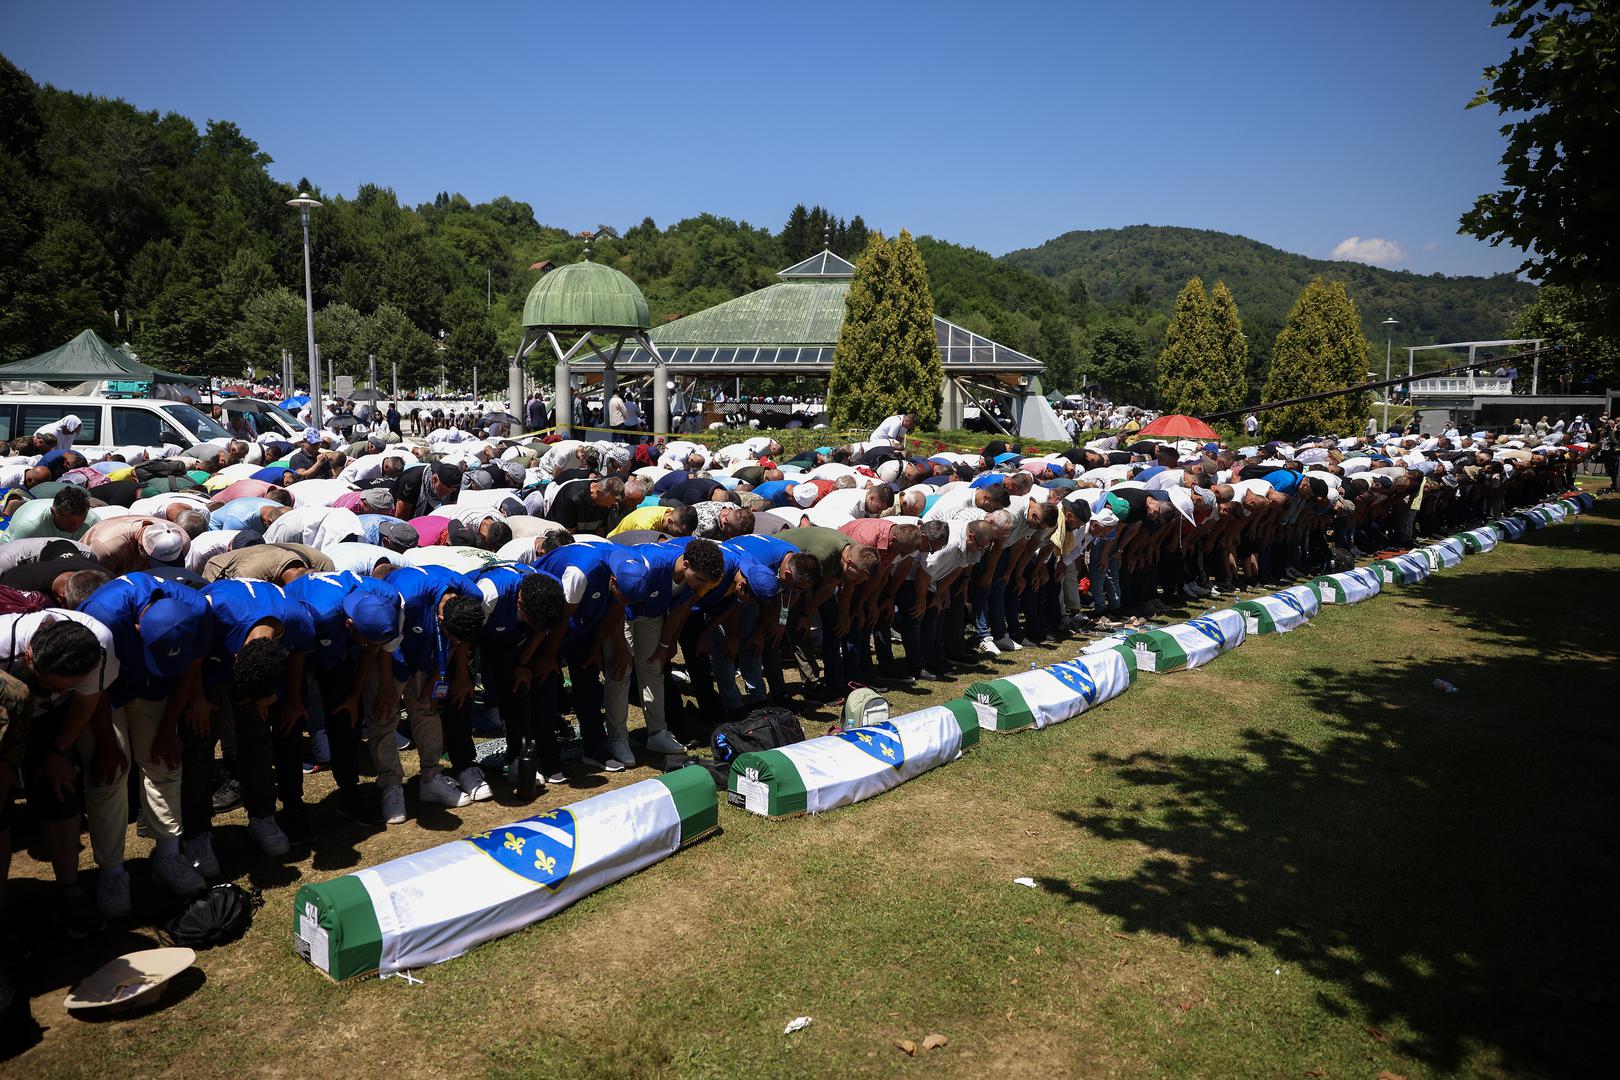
{"left": 1125, "top": 608, "right": 1246, "bottom": 673}
{"left": 1418, "top": 537, "right": 1466, "bottom": 571}
{"left": 1493, "top": 516, "right": 1528, "bottom": 540}
{"left": 965, "top": 646, "right": 1135, "bottom": 733}
{"left": 1370, "top": 552, "right": 1431, "bottom": 586}
{"left": 293, "top": 766, "right": 717, "bottom": 980}
{"left": 726, "top": 701, "right": 979, "bottom": 819}
{"left": 1313, "top": 567, "right": 1381, "bottom": 605}
{"left": 1234, "top": 583, "right": 1320, "bottom": 635}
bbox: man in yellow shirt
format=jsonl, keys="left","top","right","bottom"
{"left": 608, "top": 503, "right": 697, "bottom": 538}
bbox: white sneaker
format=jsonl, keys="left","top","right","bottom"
{"left": 97, "top": 869, "right": 132, "bottom": 919}
{"left": 152, "top": 848, "right": 206, "bottom": 897}
{"left": 544, "top": 770, "right": 567, "bottom": 785}
{"left": 646, "top": 730, "right": 686, "bottom": 755}
{"left": 608, "top": 740, "right": 637, "bottom": 768}
{"left": 993, "top": 636, "right": 1021, "bottom": 652}
{"left": 976, "top": 638, "right": 1002, "bottom": 656}
{"left": 456, "top": 766, "right": 493, "bottom": 802}
{"left": 185, "top": 832, "right": 221, "bottom": 878}
{"left": 381, "top": 784, "right": 407, "bottom": 825}
{"left": 248, "top": 815, "right": 290, "bottom": 856}
{"left": 419, "top": 772, "right": 472, "bottom": 808}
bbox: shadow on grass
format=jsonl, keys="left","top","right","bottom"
{"left": 1041, "top": 543, "right": 1620, "bottom": 1073}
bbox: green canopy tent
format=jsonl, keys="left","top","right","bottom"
{"left": 0, "top": 329, "right": 207, "bottom": 389}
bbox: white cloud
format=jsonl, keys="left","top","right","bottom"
{"left": 1423, "top": 240, "right": 1439, "bottom": 253}
{"left": 1332, "top": 236, "right": 1407, "bottom": 266}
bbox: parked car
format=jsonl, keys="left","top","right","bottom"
{"left": 0, "top": 394, "right": 234, "bottom": 453}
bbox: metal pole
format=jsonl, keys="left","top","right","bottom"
{"left": 298, "top": 205, "right": 321, "bottom": 427}
{"left": 1383, "top": 331, "right": 1392, "bottom": 430}
{"left": 368, "top": 351, "right": 376, "bottom": 392}
{"left": 391, "top": 361, "right": 398, "bottom": 399}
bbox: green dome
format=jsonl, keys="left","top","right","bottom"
{"left": 522, "top": 260, "right": 650, "bottom": 331}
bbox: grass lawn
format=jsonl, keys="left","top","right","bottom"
{"left": 9, "top": 491, "right": 1617, "bottom": 1078}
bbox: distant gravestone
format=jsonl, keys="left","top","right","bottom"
{"left": 334, "top": 375, "right": 355, "bottom": 398}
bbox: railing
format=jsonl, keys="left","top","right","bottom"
{"left": 1409, "top": 377, "right": 1514, "bottom": 396}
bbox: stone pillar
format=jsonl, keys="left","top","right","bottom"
{"left": 554, "top": 359, "right": 573, "bottom": 437}
{"left": 509, "top": 351, "right": 525, "bottom": 431}
{"left": 653, "top": 364, "right": 671, "bottom": 435}
{"left": 939, "top": 375, "right": 960, "bottom": 431}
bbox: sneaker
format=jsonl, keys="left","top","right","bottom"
{"left": 993, "top": 636, "right": 1021, "bottom": 652}
{"left": 185, "top": 833, "right": 221, "bottom": 878}
{"left": 211, "top": 777, "right": 243, "bottom": 814}
{"left": 337, "top": 792, "right": 383, "bottom": 827}
{"left": 582, "top": 756, "right": 627, "bottom": 774}
{"left": 394, "top": 730, "right": 414, "bottom": 752}
{"left": 419, "top": 773, "right": 472, "bottom": 808}
{"left": 1018, "top": 637, "right": 1039, "bottom": 649}
{"left": 976, "top": 638, "right": 1002, "bottom": 657}
{"left": 607, "top": 741, "right": 637, "bottom": 768}
{"left": 96, "top": 869, "right": 132, "bottom": 920}
{"left": 646, "top": 730, "right": 686, "bottom": 755}
{"left": 381, "top": 784, "right": 407, "bottom": 825}
{"left": 59, "top": 887, "right": 106, "bottom": 939}
{"left": 153, "top": 849, "right": 206, "bottom": 897}
{"left": 456, "top": 766, "right": 493, "bottom": 802}
{"left": 544, "top": 770, "right": 568, "bottom": 785}
{"left": 917, "top": 667, "right": 944, "bottom": 681}
{"left": 248, "top": 814, "right": 291, "bottom": 856}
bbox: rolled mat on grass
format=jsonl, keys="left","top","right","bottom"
{"left": 726, "top": 701, "right": 979, "bottom": 819}
{"left": 1370, "top": 552, "right": 1432, "bottom": 586}
{"left": 1419, "top": 537, "right": 1466, "bottom": 571}
{"left": 1457, "top": 527, "right": 1499, "bottom": 554}
{"left": 1313, "top": 567, "right": 1382, "bottom": 605}
{"left": 965, "top": 646, "right": 1135, "bottom": 733}
{"left": 1124, "top": 607, "right": 1247, "bottom": 673}
{"left": 1234, "top": 583, "right": 1320, "bottom": 635}
{"left": 292, "top": 766, "right": 717, "bottom": 979}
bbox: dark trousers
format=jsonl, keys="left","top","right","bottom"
{"left": 484, "top": 648, "right": 563, "bottom": 774}
{"left": 310, "top": 664, "right": 363, "bottom": 794}
{"left": 819, "top": 596, "right": 849, "bottom": 692}
{"left": 892, "top": 582, "right": 924, "bottom": 675}
{"left": 539, "top": 638, "right": 606, "bottom": 759}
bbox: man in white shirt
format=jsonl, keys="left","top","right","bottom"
{"left": 870, "top": 413, "right": 915, "bottom": 446}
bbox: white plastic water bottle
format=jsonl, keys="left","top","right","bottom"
{"left": 1433, "top": 678, "right": 1458, "bottom": 694}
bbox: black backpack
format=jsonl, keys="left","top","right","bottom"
{"left": 706, "top": 707, "right": 805, "bottom": 787}
{"left": 134, "top": 459, "right": 188, "bottom": 480}
{"left": 165, "top": 884, "right": 260, "bottom": 949}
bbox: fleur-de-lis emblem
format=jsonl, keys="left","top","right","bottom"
{"left": 534, "top": 853, "right": 557, "bottom": 875}
{"left": 881, "top": 744, "right": 895, "bottom": 759}
{"left": 503, "top": 832, "right": 525, "bottom": 854}
{"left": 857, "top": 732, "right": 873, "bottom": 745}
{"left": 471, "top": 830, "right": 491, "bottom": 841}
{"left": 536, "top": 810, "right": 558, "bottom": 820}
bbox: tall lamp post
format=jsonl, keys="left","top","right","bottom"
{"left": 288, "top": 192, "right": 324, "bottom": 427}
{"left": 1380, "top": 317, "right": 1399, "bottom": 431}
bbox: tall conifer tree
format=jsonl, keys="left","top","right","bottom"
{"left": 1209, "top": 280, "right": 1249, "bottom": 413}
{"left": 1262, "top": 277, "right": 1371, "bottom": 437}
{"left": 828, "top": 230, "right": 942, "bottom": 429}
{"left": 1156, "top": 276, "right": 1221, "bottom": 415}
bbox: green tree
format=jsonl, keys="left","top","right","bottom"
{"left": 232, "top": 287, "right": 306, "bottom": 370}
{"left": 1262, "top": 278, "right": 1372, "bottom": 437}
{"left": 828, "top": 230, "right": 942, "bottom": 429}
{"left": 1209, "top": 281, "right": 1249, "bottom": 412}
{"left": 1460, "top": 0, "right": 1620, "bottom": 290}
{"left": 364, "top": 303, "right": 438, "bottom": 390}
{"left": 1084, "top": 325, "right": 1154, "bottom": 403}
{"left": 1156, "top": 277, "right": 1223, "bottom": 415}
{"left": 1511, "top": 283, "right": 1620, "bottom": 386}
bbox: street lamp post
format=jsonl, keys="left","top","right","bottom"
{"left": 1380, "top": 317, "right": 1399, "bottom": 432}
{"left": 287, "top": 192, "right": 324, "bottom": 427}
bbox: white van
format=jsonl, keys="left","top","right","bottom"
{"left": 1, "top": 395, "right": 235, "bottom": 454}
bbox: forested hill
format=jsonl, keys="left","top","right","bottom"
{"left": 1003, "top": 225, "right": 1536, "bottom": 344}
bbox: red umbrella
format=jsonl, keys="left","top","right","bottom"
{"left": 1135, "top": 414, "right": 1219, "bottom": 441}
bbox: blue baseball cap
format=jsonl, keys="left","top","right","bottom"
{"left": 815, "top": 446, "right": 833, "bottom": 455}
{"left": 993, "top": 452, "right": 1021, "bottom": 466}
{"left": 610, "top": 553, "right": 652, "bottom": 605}
{"left": 140, "top": 597, "right": 204, "bottom": 678}
{"left": 743, "top": 562, "right": 781, "bottom": 600}
{"left": 344, "top": 586, "right": 404, "bottom": 644}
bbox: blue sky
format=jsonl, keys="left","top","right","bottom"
{"left": 2, "top": 0, "right": 1524, "bottom": 277}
